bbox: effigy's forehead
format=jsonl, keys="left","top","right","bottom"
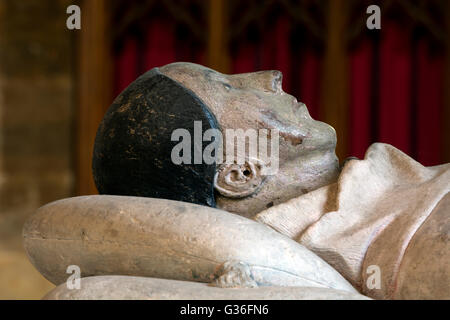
{"left": 161, "top": 62, "right": 284, "bottom": 99}
{"left": 160, "top": 62, "right": 231, "bottom": 102}
{"left": 160, "top": 62, "right": 225, "bottom": 82}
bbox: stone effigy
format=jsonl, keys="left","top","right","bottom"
{"left": 23, "top": 62, "right": 449, "bottom": 300}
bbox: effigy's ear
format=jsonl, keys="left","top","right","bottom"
{"left": 92, "top": 68, "right": 220, "bottom": 207}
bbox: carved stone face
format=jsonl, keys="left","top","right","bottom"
{"left": 161, "top": 62, "right": 339, "bottom": 217}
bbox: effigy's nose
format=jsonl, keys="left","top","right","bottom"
{"left": 267, "top": 70, "right": 283, "bottom": 93}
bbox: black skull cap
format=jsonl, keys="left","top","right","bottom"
{"left": 92, "top": 68, "right": 219, "bottom": 207}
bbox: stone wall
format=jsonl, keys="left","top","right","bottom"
{"left": 0, "top": 0, "right": 75, "bottom": 299}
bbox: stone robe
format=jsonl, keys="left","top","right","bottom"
{"left": 256, "top": 143, "right": 449, "bottom": 299}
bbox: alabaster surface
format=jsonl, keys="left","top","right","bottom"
{"left": 256, "top": 143, "right": 450, "bottom": 299}
{"left": 23, "top": 195, "right": 355, "bottom": 292}
{"left": 43, "top": 276, "right": 370, "bottom": 300}
{"left": 22, "top": 62, "right": 449, "bottom": 300}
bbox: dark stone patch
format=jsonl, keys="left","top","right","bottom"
{"left": 92, "top": 68, "right": 220, "bottom": 208}
{"left": 266, "top": 201, "right": 274, "bottom": 208}
{"left": 280, "top": 131, "right": 303, "bottom": 146}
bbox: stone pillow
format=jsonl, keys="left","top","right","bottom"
{"left": 23, "top": 195, "right": 356, "bottom": 293}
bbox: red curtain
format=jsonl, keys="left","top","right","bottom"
{"left": 114, "top": 17, "right": 206, "bottom": 96}
{"left": 115, "top": 37, "right": 138, "bottom": 97}
{"left": 349, "top": 38, "right": 373, "bottom": 159}
{"left": 348, "top": 21, "right": 445, "bottom": 165}
{"left": 416, "top": 39, "right": 444, "bottom": 165}
{"left": 114, "top": 15, "right": 446, "bottom": 166}
{"left": 379, "top": 21, "right": 413, "bottom": 157}
{"left": 143, "top": 18, "right": 176, "bottom": 71}
{"left": 298, "top": 49, "right": 321, "bottom": 120}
